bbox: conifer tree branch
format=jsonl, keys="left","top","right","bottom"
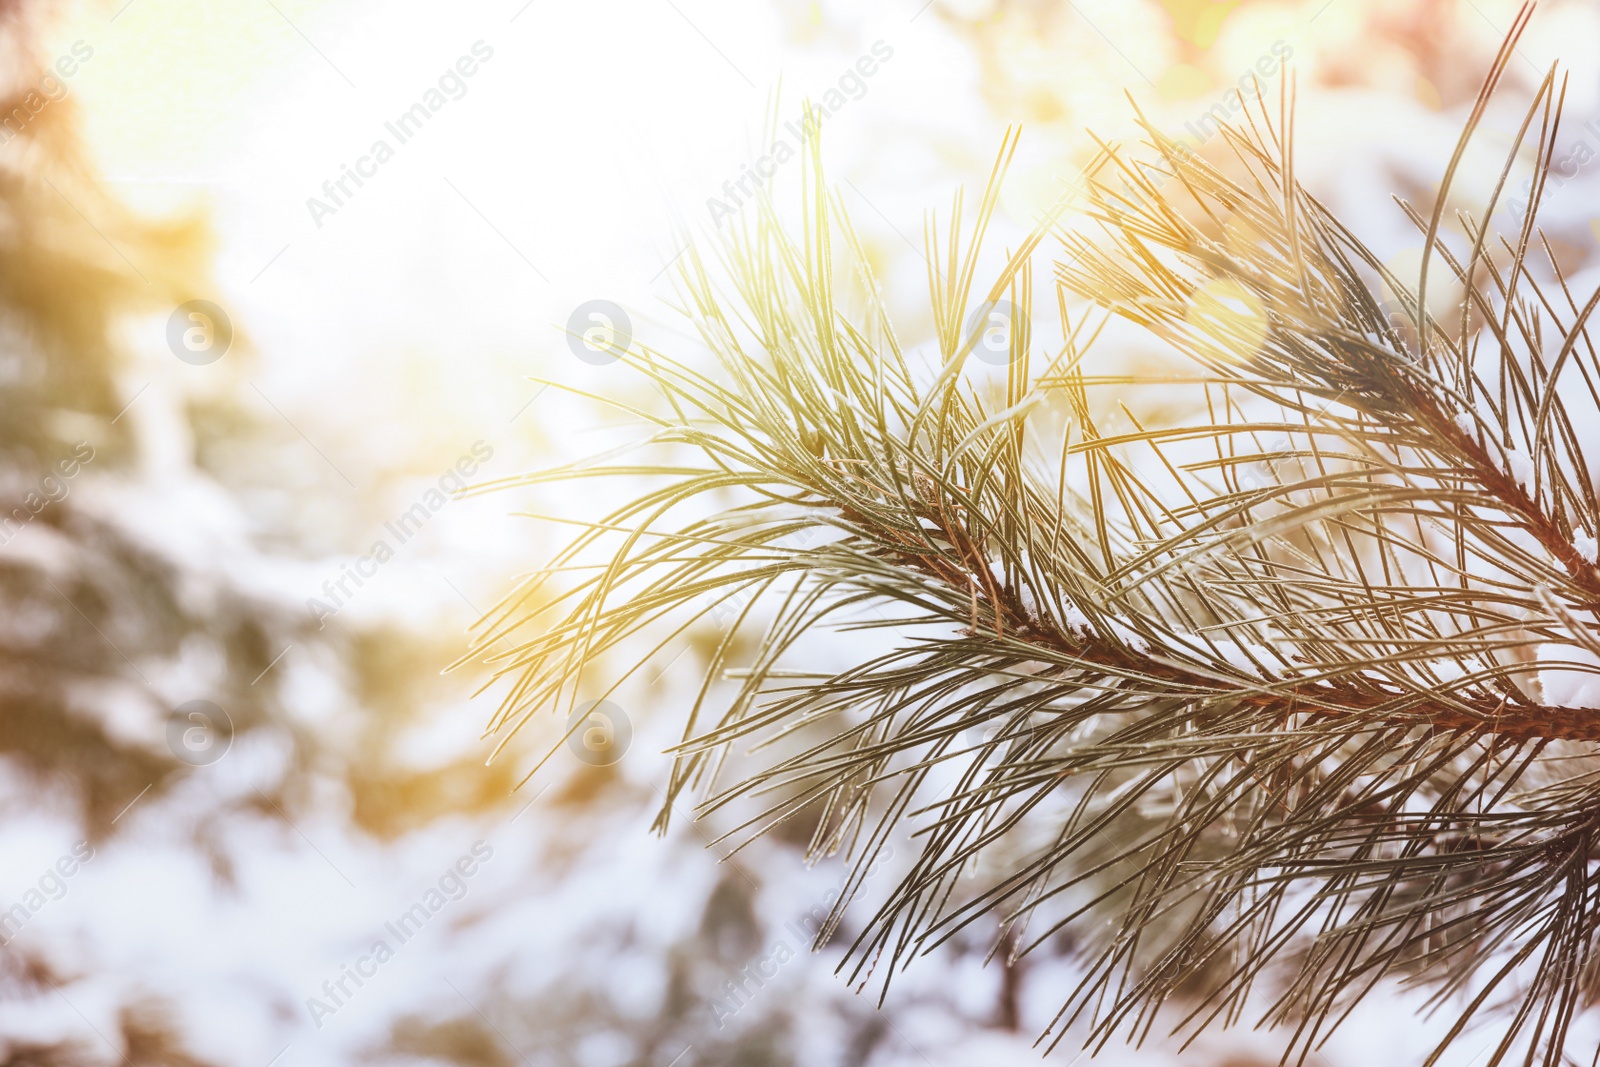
{"left": 487, "top": 10, "right": 1600, "bottom": 1061}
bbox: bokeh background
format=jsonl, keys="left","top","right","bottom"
{"left": 0, "top": 0, "right": 1596, "bottom": 1064}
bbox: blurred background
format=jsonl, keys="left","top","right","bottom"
{"left": 0, "top": 0, "right": 1595, "bottom": 1064}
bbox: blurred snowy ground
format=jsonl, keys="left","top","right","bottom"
{"left": 2, "top": 0, "right": 1600, "bottom": 1064}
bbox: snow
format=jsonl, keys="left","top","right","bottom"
{"left": 1209, "top": 637, "right": 1277, "bottom": 677}
{"left": 1106, "top": 616, "right": 1152, "bottom": 653}
{"left": 1504, "top": 446, "right": 1536, "bottom": 490}
{"left": 1542, "top": 642, "right": 1600, "bottom": 708}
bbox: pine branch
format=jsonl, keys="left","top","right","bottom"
{"left": 481, "top": 11, "right": 1600, "bottom": 1062}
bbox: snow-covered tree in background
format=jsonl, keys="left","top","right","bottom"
{"left": 5, "top": 0, "right": 1580, "bottom": 1064}
{"left": 0, "top": 1, "right": 1072, "bottom": 1063}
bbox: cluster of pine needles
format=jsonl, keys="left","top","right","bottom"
{"left": 473, "top": 8, "right": 1600, "bottom": 1064}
